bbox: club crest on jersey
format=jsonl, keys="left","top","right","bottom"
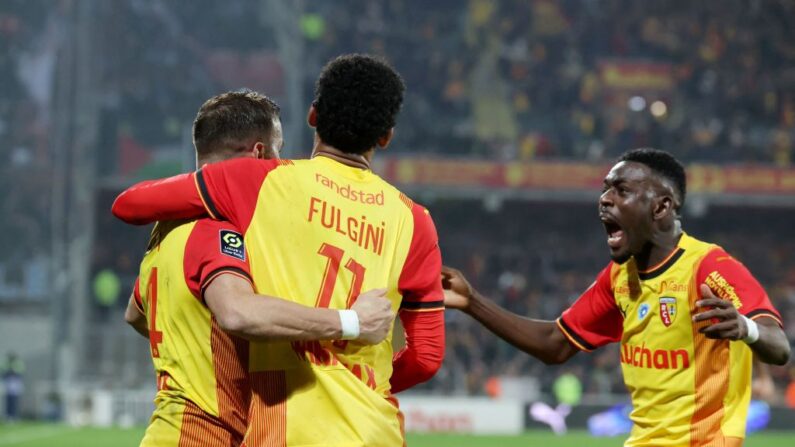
{"left": 659, "top": 297, "right": 677, "bottom": 327}
{"left": 219, "top": 230, "right": 245, "bottom": 261}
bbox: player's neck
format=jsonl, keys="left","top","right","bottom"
{"left": 635, "top": 229, "right": 683, "bottom": 272}
{"left": 312, "top": 142, "right": 373, "bottom": 170}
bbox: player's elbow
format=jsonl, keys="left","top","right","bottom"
{"left": 213, "top": 305, "right": 248, "bottom": 335}
{"left": 124, "top": 306, "right": 138, "bottom": 325}
{"left": 770, "top": 343, "right": 790, "bottom": 366}
{"left": 416, "top": 354, "right": 444, "bottom": 383}
{"left": 111, "top": 192, "right": 146, "bottom": 225}
{"left": 124, "top": 306, "right": 148, "bottom": 338}
{"left": 541, "top": 353, "right": 573, "bottom": 365}
{"left": 413, "top": 343, "right": 446, "bottom": 384}
{"left": 540, "top": 336, "right": 578, "bottom": 365}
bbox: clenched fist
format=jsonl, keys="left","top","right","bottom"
{"left": 351, "top": 288, "right": 394, "bottom": 344}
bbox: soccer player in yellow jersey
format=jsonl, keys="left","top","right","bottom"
{"left": 122, "top": 90, "right": 395, "bottom": 447}
{"left": 443, "top": 148, "right": 790, "bottom": 447}
{"left": 114, "top": 55, "right": 445, "bottom": 446}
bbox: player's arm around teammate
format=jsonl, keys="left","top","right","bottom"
{"left": 204, "top": 275, "right": 393, "bottom": 344}
{"left": 124, "top": 242, "right": 394, "bottom": 345}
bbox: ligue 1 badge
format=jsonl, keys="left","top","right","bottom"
{"left": 659, "top": 297, "right": 677, "bottom": 327}
{"left": 220, "top": 230, "right": 246, "bottom": 261}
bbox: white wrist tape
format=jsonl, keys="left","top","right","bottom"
{"left": 339, "top": 310, "right": 360, "bottom": 340}
{"left": 741, "top": 315, "right": 759, "bottom": 344}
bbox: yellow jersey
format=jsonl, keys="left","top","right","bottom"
{"left": 194, "top": 156, "right": 444, "bottom": 447}
{"left": 558, "top": 233, "right": 783, "bottom": 447}
{"left": 135, "top": 219, "right": 254, "bottom": 446}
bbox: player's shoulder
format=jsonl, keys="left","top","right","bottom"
{"left": 204, "top": 157, "right": 287, "bottom": 176}
{"left": 680, "top": 232, "right": 722, "bottom": 257}
{"left": 145, "top": 219, "right": 198, "bottom": 253}
{"left": 367, "top": 176, "right": 427, "bottom": 216}
{"left": 186, "top": 219, "right": 245, "bottom": 259}
{"left": 191, "top": 218, "right": 242, "bottom": 234}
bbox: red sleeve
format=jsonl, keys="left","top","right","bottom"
{"left": 696, "top": 248, "right": 783, "bottom": 327}
{"left": 390, "top": 309, "right": 445, "bottom": 393}
{"left": 196, "top": 158, "right": 282, "bottom": 233}
{"left": 132, "top": 277, "right": 144, "bottom": 313}
{"left": 112, "top": 173, "right": 207, "bottom": 225}
{"left": 183, "top": 219, "right": 253, "bottom": 304}
{"left": 397, "top": 202, "right": 444, "bottom": 312}
{"left": 557, "top": 263, "right": 623, "bottom": 352}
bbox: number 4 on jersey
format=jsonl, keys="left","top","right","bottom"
{"left": 146, "top": 268, "right": 164, "bottom": 357}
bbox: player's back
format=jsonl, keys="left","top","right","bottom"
{"left": 136, "top": 219, "right": 250, "bottom": 447}
{"left": 235, "top": 156, "right": 438, "bottom": 446}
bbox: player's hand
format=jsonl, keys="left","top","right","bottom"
{"left": 351, "top": 288, "right": 394, "bottom": 345}
{"left": 441, "top": 266, "right": 475, "bottom": 312}
{"left": 692, "top": 284, "right": 747, "bottom": 340}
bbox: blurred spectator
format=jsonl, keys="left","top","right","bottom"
{"left": 787, "top": 368, "right": 795, "bottom": 409}
{"left": 93, "top": 268, "right": 122, "bottom": 310}
{"left": 553, "top": 371, "right": 583, "bottom": 406}
{"left": 2, "top": 352, "right": 25, "bottom": 421}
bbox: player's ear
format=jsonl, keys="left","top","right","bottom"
{"left": 653, "top": 195, "right": 674, "bottom": 220}
{"left": 254, "top": 141, "right": 279, "bottom": 160}
{"left": 377, "top": 128, "right": 394, "bottom": 149}
{"left": 307, "top": 103, "right": 318, "bottom": 128}
{"left": 251, "top": 142, "right": 264, "bottom": 159}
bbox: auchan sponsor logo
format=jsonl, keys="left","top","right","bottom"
{"left": 620, "top": 343, "right": 690, "bottom": 370}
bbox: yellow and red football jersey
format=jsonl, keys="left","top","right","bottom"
{"left": 134, "top": 219, "right": 253, "bottom": 447}
{"left": 558, "top": 233, "right": 783, "bottom": 447}
{"left": 193, "top": 156, "right": 445, "bottom": 446}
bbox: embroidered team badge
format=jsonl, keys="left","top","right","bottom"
{"left": 219, "top": 230, "right": 245, "bottom": 261}
{"left": 659, "top": 297, "right": 677, "bottom": 327}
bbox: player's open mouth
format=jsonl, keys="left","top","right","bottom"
{"left": 601, "top": 216, "right": 625, "bottom": 249}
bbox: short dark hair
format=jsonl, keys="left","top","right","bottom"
{"left": 314, "top": 54, "right": 405, "bottom": 154}
{"left": 192, "top": 90, "right": 280, "bottom": 157}
{"left": 619, "top": 148, "right": 687, "bottom": 209}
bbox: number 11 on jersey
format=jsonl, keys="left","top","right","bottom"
{"left": 315, "top": 242, "right": 366, "bottom": 310}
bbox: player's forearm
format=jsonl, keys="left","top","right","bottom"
{"left": 124, "top": 297, "right": 149, "bottom": 338}
{"left": 750, "top": 320, "right": 790, "bottom": 366}
{"left": 205, "top": 274, "right": 343, "bottom": 341}
{"left": 226, "top": 293, "right": 343, "bottom": 341}
{"left": 112, "top": 173, "right": 207, "bottom": 225}
{"left": 466, "top": 292, "right": 576, "bottom": 364}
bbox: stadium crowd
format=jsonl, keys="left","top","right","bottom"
{"left": 0, "top": 0, "right": 56, "bottom": 302}
{"left": 307, "top": 0, "right": 795, "bottom": 164}
{"left": 79, "top": 0, "right": 795, "bottom": 173}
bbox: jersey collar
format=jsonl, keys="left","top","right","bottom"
{"left": 636, "top": 233, "right": 689, "bottom": 280}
